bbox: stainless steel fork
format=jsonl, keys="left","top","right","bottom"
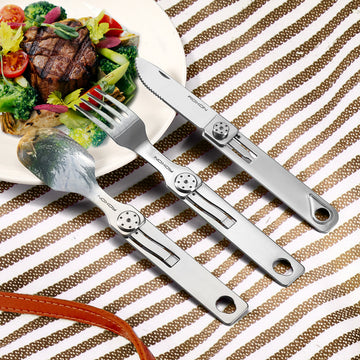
{"left": 75, "top": 89, "right": 305, "bottom": 286}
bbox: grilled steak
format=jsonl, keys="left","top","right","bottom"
{"left": 22, "top": 20, "right": 97, "bottom": 102}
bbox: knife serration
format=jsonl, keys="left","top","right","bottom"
{"left": 136, "top": 58, "right": 216, "bottom": 128}
{"left": 136, "top": 57, "right": 339, "bottom": 233}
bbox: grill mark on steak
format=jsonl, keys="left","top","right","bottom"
{"left": 61, "top": 29, "right": 91, "bottom": 83}
{"left": 22, "top": 20, "right": 97, "bottom": 102}
{"left": 39, "top": 37, "right": 67, "bottom": 79}
{"left": 26, "top": 26, "right": 45, "bottom": 56}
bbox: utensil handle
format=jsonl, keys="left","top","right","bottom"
{"left": 133, "top": 143, "right": 304, "bottom": 285}
{"left": 128, "top": 220, "right": 248, "bottom": 325}
{"left": 90, "top": 187, "right": 248, "bottom": 324}
{"left": 184, "top": 183, "right": 305, "bottom": 286}
{"left": 203, "top": 118, "right": 338, "bottom": 233}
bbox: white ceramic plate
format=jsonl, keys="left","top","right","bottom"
{"left": 0, "top": 0, "right": 186, "bottom": 185}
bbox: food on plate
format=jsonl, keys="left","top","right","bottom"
{"left": 23, "top": 1, "right": 67, "bottom": 29}
{"left": 0, "top": 76, "right": 37, "bottom": 121}
{"left": 1, "top": 108, "right": 61, "bottom": 135}
{"left": 0, "top": 1, "right": 139, "bottom": 148}
{"left": 99, "top": 46, "right": 138, "bottom": 102}
{"left": 22, "top": 19, "right": 97, "bottom": 102}
{"left": 1, "top": 50, "right": 29, "bottom": 78}
{"left": 0, "top": 4, "right": 25, "bottom": 26}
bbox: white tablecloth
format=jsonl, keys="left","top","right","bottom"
{"left": 1, "top": 0, "right": 359, "bottom": 358}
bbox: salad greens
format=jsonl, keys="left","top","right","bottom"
{"left": 0, "top": 22, "right": 23, "bottom": 55}
{"left": 85, "top": 10, "right": 109, "bottom": 44}
{"left": 47, "top": 89, "right": 84, "bottom": 111}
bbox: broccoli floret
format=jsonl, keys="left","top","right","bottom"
{"left": 59, "top": 109, "right": 107, "bottom": 148}
{"left": 99, "top": 57, "right": 118, "bottom": 74}
{"left": 0, "top": 79, "right": 37, "bottom": 120}
{"left": 114, "top": 46, "right": 138, "bottom": 79}
{"left": 98, "top": 46, "right": 138, "bottom": 102}
{"left": 68, "top": 122, "right": 106, "bottom": 149}
{"left": 90, "top": 125, "right": 107, "bottom": 147}
{"left": 88, "top": 112, "right": 107, "bottom": 147}
{"left": 24, "top": 1, "right": 67, "bottom": 28}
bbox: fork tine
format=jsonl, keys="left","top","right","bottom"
{"left": 74, "top": 104, "right": 116, "bottom": 136}
{"left": 86, "top": 93, "right": 127, "bottom": 122}
{"left": 94, "top": 88, "right": 133, "bottom": 116}
{"left": 77, "top": 98, "right": 116, "bottom": 126}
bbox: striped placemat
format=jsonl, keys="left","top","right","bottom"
{"left": 1, "top": 0, "right": 360, "bottom": 358}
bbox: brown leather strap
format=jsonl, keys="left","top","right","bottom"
{"left": 0, "top": 291, "right": 155, "bottom": 360}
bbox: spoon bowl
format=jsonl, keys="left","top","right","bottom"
{"left": 17, "top": 128, "right": 96, "bottom": 196}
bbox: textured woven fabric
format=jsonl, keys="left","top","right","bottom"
{"left": 1, "top": 0, "right": 360, "bottom": 359}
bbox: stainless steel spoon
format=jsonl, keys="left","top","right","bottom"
{"left": 17, "top": 127, "right": 248, "bottom": 325}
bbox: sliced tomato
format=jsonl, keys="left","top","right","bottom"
{"left": 99, "top": 14, "right": 123, "bottom": 37}
{"left": 0, "top": 5, "right": 25, "bottom": 24}
{"left": 2, "top": 50, "right": 29, "bottom": 78}
{"left": 80, "top": 85, "right": 102, "bottom": 111}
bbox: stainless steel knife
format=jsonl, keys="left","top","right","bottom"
{"left": 136, "top": 58, "right": 339, "bottom": 233}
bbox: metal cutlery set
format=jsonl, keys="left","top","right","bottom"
{"left": 18, "top": 58, "right": 339, "bottom": 325}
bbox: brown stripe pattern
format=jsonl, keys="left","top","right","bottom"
{"left": 1, "top": 0, "right": 360, "bottom": 359}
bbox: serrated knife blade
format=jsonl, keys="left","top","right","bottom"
{"left": 136, "top": 57, "right": 339, "bottom": 233}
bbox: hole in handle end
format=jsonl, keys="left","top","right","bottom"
{"left": 308, "top": 194, "right": 339, "bottom": 232}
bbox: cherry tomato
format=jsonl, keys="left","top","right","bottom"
{"left": 0, "top": 5, "right": 25, "bottom": 24}
{"left": 80, "top": 85, "right": 102, "bottom": 111}
{"left": 2, "top": 50, "right": 29, "bottom": 78}
{"left": 99, "top": 14, "right": 123, "bottom": 37}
